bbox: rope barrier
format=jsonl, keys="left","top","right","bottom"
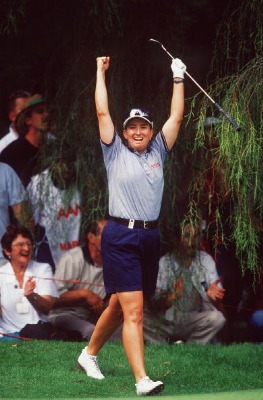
{"left": 0, "top": 272, "right": 258, "bottom": 341}
{"left": 0, "top": 271, "right": 105, "bottom": 287}
{"left": 0, "top": 332, "right": 31, "bottom": 340}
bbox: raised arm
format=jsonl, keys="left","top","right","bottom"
{"left": 95, "top": 56, "right": 115, "bottom": 144}
{"left": 162, "top": 58, "right": 186, "bottom": 150}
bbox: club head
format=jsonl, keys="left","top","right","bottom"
{"left": 149, "top": 38, "right": 162, "bottom": 46}
{"left": 149, "top": 38, "right": 174, "bottom": 60}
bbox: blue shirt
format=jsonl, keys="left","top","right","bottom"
{"left": 101, "top": 132, "right": 168, "bottom": 221}
{"left": 0, "top": 163, "right": 26, "bottom": 256}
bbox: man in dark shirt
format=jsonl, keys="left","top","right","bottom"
{"left": 0, "top": 94, "right": 49, "bottom": 188}
{"left": 0, "top": 90, "right": 30, "bottom": 153}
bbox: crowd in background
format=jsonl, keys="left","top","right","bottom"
{"left": 0, "top": 89, "right": 262, "bottom": 344}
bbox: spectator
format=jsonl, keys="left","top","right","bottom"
{"left": 0, "top": 225, "right": 59, "bottom": 340}
{"left": 0, "top": 162, "right": 28, "bottom": 262}
{"left": 48, "top": 219, "right": 121, "bottom": 341}
{"left": 0, "top": 90, "right": 31, "bottom": 153}
{"left": 0, "top": 94, "right": 49, "bottom": 187}
{"left": 26, "top": 151, "right": 81, "bottom": 271}
{"left": 143, "top": 223, "right": 226, "bottom": 344}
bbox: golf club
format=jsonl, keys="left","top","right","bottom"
{"left": 149, "top": 38, "right": 241, "bottom": 131}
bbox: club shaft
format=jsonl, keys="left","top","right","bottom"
{"left": 149, "top": 38, "right": 241, "bottom": 131}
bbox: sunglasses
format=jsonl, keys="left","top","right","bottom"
{"left": 32, "top": 106, "right": 46, "bottom": 114}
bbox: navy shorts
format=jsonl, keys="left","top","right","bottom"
{"left": 101, "top": 220, "right": 160, "bottom": 295}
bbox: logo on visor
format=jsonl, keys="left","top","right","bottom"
{"left": 123, "top": 108, "right": 153, "bottom": 129}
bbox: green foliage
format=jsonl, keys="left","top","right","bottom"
{"left": 211, "top": 0, "right": 263, "bottom": 77}
{"left": 0, "top": 0, "right": 27, "bottom": 34}
{"left": 180, "top": 0, "right": 263, "bottom": 276}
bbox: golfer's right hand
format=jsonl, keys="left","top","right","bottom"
{"left": 96, "top": 56, "right": 110, "bottom": 71}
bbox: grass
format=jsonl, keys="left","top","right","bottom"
{"left": 0, "top": 340, "right": 262, "bottom": 398}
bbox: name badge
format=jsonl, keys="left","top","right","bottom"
{"left": 16, "top": 302, "right": 29, "bottom": 314}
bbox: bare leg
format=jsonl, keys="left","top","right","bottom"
{"left": 82, "top": 290, "right": 161, "bottom": 392}
{"left": 116, "top": 290, "right": 147, "bottom": 383}
{"left": 88, "top": 294, "right": 123, "bottom": 355}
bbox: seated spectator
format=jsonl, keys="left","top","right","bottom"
{"left": 26, "top": 151, "right": 81, "bottom": 271}
{"left": 0, "top": 225, "right": 60, "bottom": 340}
{"left": 48, "top": 219, "right": 122, "bottom": 341}
{"left": 0, "top": 90, "right": 31, "bottom": 153}
{"left": 144, "top": 223, "right": 226, "bottom": 344}
{"left": 0, "top": 94, "right": 49, "bottom": 188}
{"left": 0, "top": 162, "right": 29, "bottom": 263}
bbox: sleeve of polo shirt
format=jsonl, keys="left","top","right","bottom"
{"left": 100, "top": 131, "right": 121, "bottom": 165}
{"left": 151, "top": 131, "right": 170, "bottom": 161}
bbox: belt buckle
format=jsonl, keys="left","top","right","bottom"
{"left": 143, "top": 221, "right": 150, "bottom": 229}
{"left": 128, "top": 219, "right": 135, "bottom": 229}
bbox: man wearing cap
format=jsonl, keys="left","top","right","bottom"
{"left": 0, "top": 94, "right": 49, "bottom": 188}
{"left": 76, "top": 56, "right": 186, "bottom": 396}
{"left": 0, "top": 90, "right": 31, "bottom": 154}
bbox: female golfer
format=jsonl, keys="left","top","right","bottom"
{"left": 77, "top": 55, "right": 186, "bottom": 396}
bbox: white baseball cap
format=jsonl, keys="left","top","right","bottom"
{"left": 123, "top": 108, "right": 153, "bottom": 129}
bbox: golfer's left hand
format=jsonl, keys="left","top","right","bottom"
{"left": 171, "top": 58, "right": 186, "bottom": 79}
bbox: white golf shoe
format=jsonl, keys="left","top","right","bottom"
{"left": 77, "top": 347, "right": 105, "bottom": 380}
{"left": 135, "top": 376, "right": 164, "bottom": 396}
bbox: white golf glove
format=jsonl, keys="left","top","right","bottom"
{"left": 171, "top": 58, "right": 186, "bottom": 79}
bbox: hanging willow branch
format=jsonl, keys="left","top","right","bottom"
{"left": 176, "top": 0, "right": 263, "bottom": 279}
{"left": 189, "top": 56, "right": 262, "bottom": 275}
{"left": 160, "top": 0, "right": 262, "bottom": 276}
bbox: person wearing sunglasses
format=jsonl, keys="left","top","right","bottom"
{"left": 0, "top": 224, "right": 59, "bottom": 340}
{"left": 77, "top": 55, "right": 186, "bottom": 396}
{"left": 0, "top": 94, "right": 50, "bottom": 188}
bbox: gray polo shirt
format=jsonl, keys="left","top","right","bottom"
{"left": 101, "top": 132, "right": 168, "bottom": 221}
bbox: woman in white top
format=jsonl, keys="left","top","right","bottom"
{"left": 0, "top": 224, "right": 58, "bottom": 340}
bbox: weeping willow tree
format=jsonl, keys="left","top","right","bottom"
{"left": 173, "top": 0, "right": 263, "bottom": 277}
